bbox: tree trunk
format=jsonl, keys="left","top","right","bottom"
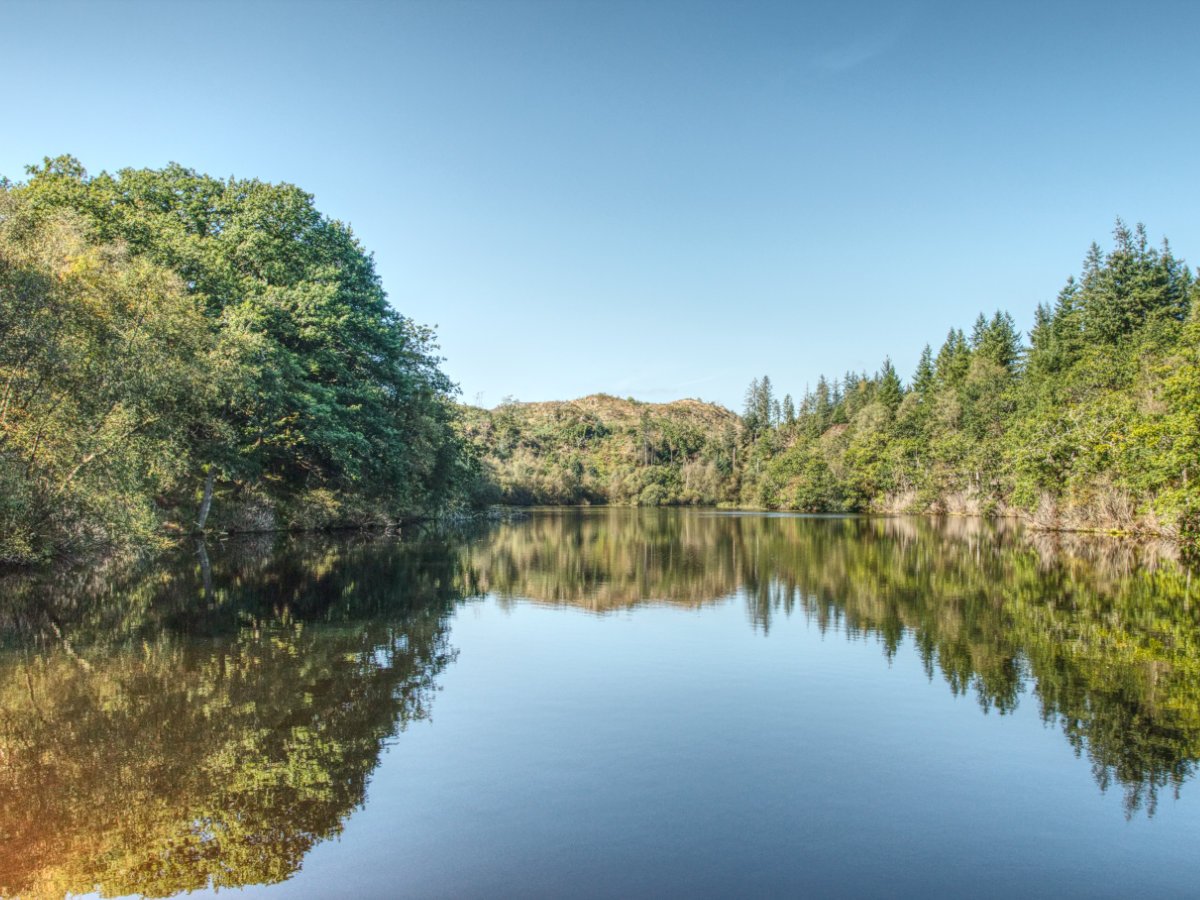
{"left": 196, "top": 468, "right": 215, "bottom": 533}
{"left": 196, "top": 538, "right": 213, "bottom": 601}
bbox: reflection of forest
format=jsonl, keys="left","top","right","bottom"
{"left": 470, "top": 510, "right": 1200, "bottom": 815}
{"left": 466, "top": 508, "right": 742, "bottom": 609}
{"left": 0, "top": 536, "right": 474, "bottom": 900}
{"left": 1, "top": 513, "right": 1197, "bottom": 898}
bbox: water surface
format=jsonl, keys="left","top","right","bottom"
{"left": 2, "top": 510, "right": 1198, "bottom": 897}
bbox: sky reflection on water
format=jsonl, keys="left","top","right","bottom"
{"left": 2, "top": 510, "right": 1198, "bottom": 898}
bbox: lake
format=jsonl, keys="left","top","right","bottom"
{"left": 2, "top": 508, "right": 1198, "bottom": 898}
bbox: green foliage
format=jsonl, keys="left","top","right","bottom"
{"left": 727, "top": 223, "right": 1197, "bottom": 530}
{"left": 1, "top": 157, "right": 469, "bottom": 562}
{"left": 742, "top": 374, "right": 776, "bottom": 437}
{"left": 466, "top": 221, "right": 1197, "bottom": 534}
{"left": 8, "top": 165, "right": 1194, "bottom": 551}
{"left": 0, "top": 195, "right": 213, "bottom": 559}
{"left": 459, "top": 394, "right": 741, "bottom": 507}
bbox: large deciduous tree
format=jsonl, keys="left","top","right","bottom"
{"left": 23, "top": 160, "right": 463, "bottom": 507}
{"left": 1, "top": 157, "right": 469, "bottom": 560}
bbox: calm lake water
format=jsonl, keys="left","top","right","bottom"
{"left": 2, "top": 509, "right": 1199, "bottom": 898}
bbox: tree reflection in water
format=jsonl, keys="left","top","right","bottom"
{"left": 0, "top": 534, "right": 474, "bottom": 900}
{"left": 467, "top": 510, "right": 1200, "bottom": 817}
{"left": 0, "top": 511, "right": 1197, "bottom": 897}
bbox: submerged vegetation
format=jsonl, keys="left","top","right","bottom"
{"left": 465, "top": 223, "right": 1200, "bottom": 540}
{"left": 0, "top": 157, "right": 471, "bottom": 564}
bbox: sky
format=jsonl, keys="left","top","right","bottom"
{"left": 5, "top": 0, "right": 1199, "bottom": 410}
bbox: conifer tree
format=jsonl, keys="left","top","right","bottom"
{"left": 913, "top": 345, "right": 935, "bottom": 397}
{"left": 877, "top": 358, "right": 903, "bottom": 412}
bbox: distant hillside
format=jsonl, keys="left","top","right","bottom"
{"left": 458, "top": 394, "right": 742, "bottom": 506}
{"left": 459, "top": 226, "right": 1200, "bottom": 540}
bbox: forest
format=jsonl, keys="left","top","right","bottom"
{"left": 3, "top": 155, "right": 1199, "bottom": 564}
{"left": 0, "top": 157, "right": 473, "bottom": 564}
{"left": 464, "top": 222, "right": 1200, "bottom": 544}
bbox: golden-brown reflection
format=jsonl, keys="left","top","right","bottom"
{"left": 0, "top": 535, "right": 473, "bottom": 900}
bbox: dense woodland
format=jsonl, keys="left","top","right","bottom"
{"left": 0, "top": 157, "right": 472, "bottom": 563}
{"left": 459, "top": 394, "right": 741, "bottom": 507}
{"left": 465, "top": 222, "right": 1200, "bottom": 543}
{"left": 3, "top": 155, "right": 1199, "bottom": 564}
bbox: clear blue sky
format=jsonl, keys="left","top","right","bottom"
{"left": 5, "top": 0, "right": 1198, "bottom": 410}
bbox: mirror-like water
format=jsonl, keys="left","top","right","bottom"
{"left": 2, "top": 509, "right": 1198, "bottom": 898}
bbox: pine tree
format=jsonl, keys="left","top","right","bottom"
{"left": 969, "top": 313, "right": 990, "bottom": 351}
{"left": 975, "top": 311, "right": 1021, "bottom": 371}
{"left": 913, "top": 345, "right": 935, "bottom": 397}
{"left": 742, "top": 377, "right": 762, "bottom": 435}
{"left": 877, "top": 358, "right": 903, "bottom": 411}
{"left": 935, "top": 329, "right": 970, "bottom": 384}
{"left": 759, "top": 376, "right": 776, "bottom": 429}
{"left": 742, "top": 376, "right": 776, "bottom": 438}
{"left": 815, "top": 376, "right": 833, "bottom": 430}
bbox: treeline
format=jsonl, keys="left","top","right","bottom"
{"left": 5, "top": 163, "right": 1196, "bottom": 563}
{"left": 741, "top": 222, "right": 1198, "bottom": 536}
{"left": 0, "top": 157, "right": 471, "bottom": 564}
{"left": 459, "top": 393, "right": 741, "bottom": 506}
{"left": 468, "top": 223, "right": 1200, "bottom": 538}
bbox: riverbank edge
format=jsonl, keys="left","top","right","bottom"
{"left": 0, "top": 507, "right": 528, "bottom": 573}
{"left": 2, "top": 503, "right": 1188, "bottom": 576}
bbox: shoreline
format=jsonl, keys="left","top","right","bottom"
{"left": 1, "top": 504, "right": 1186, "bottom": 576}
